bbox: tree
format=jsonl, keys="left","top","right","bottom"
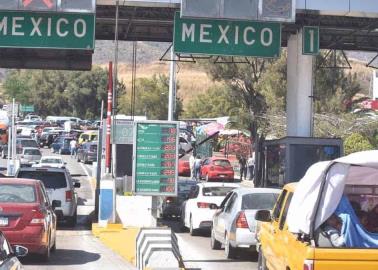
{"left": 344, "top": 133, "right": 374, "bottom": 155}
{"left": 118, "top": 74, "right": 183, "bottom": 120}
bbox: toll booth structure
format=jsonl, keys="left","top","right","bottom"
{"left": 258, "top": 136, "right": 343, "bottom": 188}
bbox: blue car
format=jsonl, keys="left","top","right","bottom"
{"left": 51, "top": 136, "right": 74, "bottom": 154}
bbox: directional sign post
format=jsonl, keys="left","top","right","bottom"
{"left": 174, "top": 12, "right": 281, "bottom": 58}
{"left": 0, "top": 11, "right": 95, "bottom": 50}
{"left": 20, "top": 104, "right": 34, "bottom": 113}
{"left": 133, "top": 121, "right": 179, "bottom": 196}
{"left": 302, "top": 26, "right": 320, "bottom": 55}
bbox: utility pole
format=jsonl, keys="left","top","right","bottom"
{"left": 95, "top": 100, "right": 104, "bottom": 219}
{"left": 105, "top": 62, "right": 113, "bottom": 173}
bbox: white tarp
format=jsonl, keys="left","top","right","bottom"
{"left": 287, "top": 150, "right": 378, "bottom": 235}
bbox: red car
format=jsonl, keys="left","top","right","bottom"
{"left": 0, "top": 178, "right": 58, "bottom": 261}
{"left": 200, "top": 157, "right": 234, "bottom": 182}
{"left": 178, "top": 159, "right": 191, "bottom": 177}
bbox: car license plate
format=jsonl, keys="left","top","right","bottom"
{"left": 0, "top": 217, "right": 8, "bottom": 226}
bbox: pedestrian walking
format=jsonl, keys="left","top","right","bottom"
{"left": 189, "top": 154, "right": 195, "bottom": 179}
{"left": 247, "top": 152, "right": 255, "bottom": 181}
{"left": 70, "top": 139, "right": 77, "bottom": 158}
{"left": 238, "top": 155, "right": 247, "bottom": 181}
{"left": 194, "top": 155, "right": 202, "bottom": 181}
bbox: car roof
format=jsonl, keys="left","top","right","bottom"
{"left": 232, "top": 187, "right": 281, "bottom": 196}
{"left": 18, "top": 166, "right": 66, "bottom": 172}
{"left": 0, "top": 178, "right": 40, "bottom": 185}
{"left": 198, "top": 182, "right": 240, "bottom": 188}
{"left": 283, "top": 183, "right": 298, "bottom": 192}
{"left": 41, "top": 156, "right": 63, "bottom": 160}
{"left": 209, "top": 157, "right": 230, "bottom": 161}
{"left": 23, "top": 147, "right": 40, "bottom": 150}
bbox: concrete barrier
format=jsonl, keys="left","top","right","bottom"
{"left": 136, "top": 228, "right": 184, "bottom": 270}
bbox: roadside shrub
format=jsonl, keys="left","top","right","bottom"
{"left": 344, "top": 133, "right": 374, "bottom": 155}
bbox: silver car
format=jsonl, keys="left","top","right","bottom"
{"left": 0, "top": 231, "right": 27, "bottom": 269}
{"left": 19, "top": 147, "right": 42, "bottom": 167}
{"left": 211, "top": 187, "right": 280, "bottom": 259}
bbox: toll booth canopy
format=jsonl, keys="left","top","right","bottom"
{"left": 261, "top": 136, "right": 343, "bottom": 188}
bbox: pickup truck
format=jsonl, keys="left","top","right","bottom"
{"left": 256, "top": 180, "right": 378, "bottom": 270}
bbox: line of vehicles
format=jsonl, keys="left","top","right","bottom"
{"left": 0, "top": 115, "right": 98, "bottom": 268}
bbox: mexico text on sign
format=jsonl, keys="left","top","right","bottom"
{"left": 133, "top": 121, "right": 179, "bottom": 196}
{"left": 173, "top": 12, "right": 281, "bottom": 58}
{"left": 111, "top": 120, "right": 133, "bottom": 145}
{"left": 0, "top": 11, "right": 95, "bottom": 50}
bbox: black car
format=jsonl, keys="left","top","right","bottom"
{"left": 77, "top": 141, "right": 98, "bottom": 164}
{"left": 0, "top": 231, "right": 28, "bottom": 269}
{"left": 161, "top": 179, "right": 197, "bottom": 219}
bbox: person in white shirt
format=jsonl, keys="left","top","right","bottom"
{"left": 189, "top": 154, "right": 195, "bottom": 179}
{"left": 247, "top": 152, "right": 255, "bottom": 181}
{"left": 70, "top": 139, "right": 77, "bottom": 158}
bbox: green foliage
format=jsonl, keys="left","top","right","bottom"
{"left": 118, "top": 74, "right": 183, "bottom": 120}
{"left": 3, "top": 67, "right": 119, "bottom": 119}
{"left": 344, "top": 133, "right": 374, "bottom": 155}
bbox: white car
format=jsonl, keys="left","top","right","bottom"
{"left": 181, "top": 182, "right": 239, "bottom": 235}
{"left": 33, "top": 156, "right": 66, "bottom": 168}
{"left": 211, "top": 187, "right": 280, "bottom": 258}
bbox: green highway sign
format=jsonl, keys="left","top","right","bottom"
{"left": 0, "top": 11, "right": 95, "bottom": 50}
{"left": 302, "top": 26, "right": 319, "bottom": 55}
{"left": 111, "top": 120, "right": 133, "bottom": 145}
{"left": 133, "top": 121, "right": 179, "bottom": 196}
{"left": 20, "top": 104, "right": 34, "bottom": 112}
{"left": 173, "top": 12, "right": 281, "bottom": 58}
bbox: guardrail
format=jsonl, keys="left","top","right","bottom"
{"left": 136, "top": 228, "right": 184, "bottom": 270}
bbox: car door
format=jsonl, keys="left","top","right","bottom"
{"left": 214, "top": 192, "right": 236, "bottom": 242}
{"left": 263, "top": 189, "right": 288, "bottom": 270}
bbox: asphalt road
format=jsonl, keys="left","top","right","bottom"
{"left": 0, "top": 148, "right": 135, "bottom": 270}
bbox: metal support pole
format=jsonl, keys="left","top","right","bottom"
{"left": 168, "top": 47, "right": 176, "bottom": 121}
{"left": 106, "top": 62, "right": 113, "bottom": 173}
{"left": 95, "top": 100, "right": 104, "bottom": 219}
{"left": 112, "top": 0, "right": 119, "bottom": 178}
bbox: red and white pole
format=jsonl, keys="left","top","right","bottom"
{"left": 105, "top": 62, "right": 113, "bottom": 173}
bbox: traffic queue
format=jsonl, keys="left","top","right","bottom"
{"left": 0, "top": 114, "right": 98, "bottom": 267}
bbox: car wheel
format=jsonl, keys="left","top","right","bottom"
{"left": 211, "top": 228, "right": 222, "bottom": 250}
{"left": 257, "top": 249, "right": 268, "bottom": 270}
{"left": 66, "top": 211, "right": 77, "bottom": 227}
{"left": 84, "top": 155, "right": 88, "bottom": 164}
{"left": 225, "top": 233, "right": 237, "bottom": 259}
{"left": 41, "top": 235, "right": 51, "bottom": 262}
{"left": 189, "top": 216, "right": 197, "bottom": 236}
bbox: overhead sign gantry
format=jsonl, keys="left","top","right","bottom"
{"left": 0, "top": 0, "right": 96, "bottom": 70}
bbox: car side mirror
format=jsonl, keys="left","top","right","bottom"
{"left": 74, "top": 182, "right": 81, "bottom": 188}
{"left": 52, "top": 200, "right": 61, "bottom": 210}
{"left": 255, "top": 210, "right": 272, "bottom": 222}
{"left": 13, "top": 245, "right": 28, "bottom": 257}
{"left": 209, "top": 203, "right": 219, "bottom": 210}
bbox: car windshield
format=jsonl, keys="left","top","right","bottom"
{"left": 17, "top": 171, "right": 67, "bottom": 189}
{"left": 41, "top": 158, "right": 62, "bottom": 164}
{"left": 24, "top": 149, "right": 41, "bottom": 155}
{"left": 0, "top": 184, "right": 36, "bottom": 203}
{"left": 178, "top": 182, "right": 196, "bottom": 193}
{"left": 213, "top": 160, "right": 231, "bottom": 167}
{"left": 21, "top": 140, "right": 38, "bottom": 148}
{"left": 202, "top": 186, "right": 235, "bottom": 196}
{"left": 241, "top": 193, "right": 279, "bottom": 210}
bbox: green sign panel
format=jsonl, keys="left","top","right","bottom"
{"left": 0, "top": 11, "right": 95, "bottom": 50}
{"left": 133, "top": 121, "right": 179, "bottom": 196}
{"left": 20, "top": 104, "right": 34, "bottom": 112}
{"left": 302, "top": 26, "right": 319, "bottom": 55}
{"left": 111, "top": 120, "right": 133, "bottom": 145}
{"left": 173, "top": 12, "right": 281, "bottom": 58}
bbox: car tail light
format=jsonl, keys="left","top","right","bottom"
{"left": 303, "top": 260, "right": 314, "bottom": 270}
{"left": 66, "top": 190, "right": 73, "bottom": 202}
{"left": 30, "top": 210, "right": 45, "bottom": 225}
{"left": 197, "top": 202, "right": 210, "bottom": 208}
{"left": 210, "top": 166, "right": 215, "bottom": 171}
{"left": 236, "top": 211, "right": 249, "bottom": 228}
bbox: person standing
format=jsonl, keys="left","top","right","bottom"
{"left": 194, "top": 155, "right": 202, "bottom": 181}
{"left": 239, "top": 155, "right": 247, "bottom": 181}
{"left": 189, "top": 154, "right": 195, "bottom": 179}
{"left": 247, "top": 152, "right": 255, "bottom": 181}
{"left": 70, "top": 139, "right": 77, "bottom": 158}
